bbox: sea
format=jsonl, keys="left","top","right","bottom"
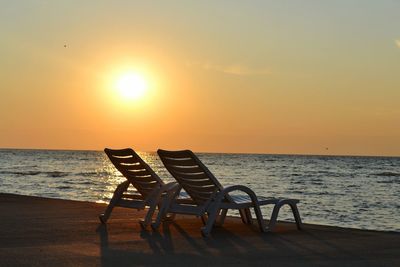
{"left": 0, "top": 149, "right": 399, "bottom": 232}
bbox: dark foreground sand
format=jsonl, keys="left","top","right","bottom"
{"left": 0, "top": 193, "right": 399, "bottom": 266}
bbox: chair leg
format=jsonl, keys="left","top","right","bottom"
{"left": 151, "top": 192, "right": 176, "bottom": 230}
{"left": 139, "top": 202, "right": 157, "bottom": 229}
{"left": 99, "top": 181, "right": 129, "bottom": 223}
{"left": 155, "top": 202, "right": 175, "bottom": 222}
{"left": 253, "top": 204, "right": 266, "bottom": 232}
{"left": 164, "top": 213, "right": 176, "bottom": 222}
{"left": 239, "top": 209, "right": 248, "bottom": 224}
{"left": 201, "top": 214, "right": 208, "bottom": 225}
{"left": 216, "top": 209, "right": 228, "bottom": 226}
{"left": 268, "top": 201, "right": 283, "bottom": 231}
{"left": 289, "top": 203, "right": 302, "bottom": 230}
{"left": 201, "top": 207, "right": 220, "bottom": 237}
{"left": 244, "top": 208, "right": 253, "bottom": 225}
{"left": 151, "top": 198, "right": 168, "bottom": 230}
{"left": 267, "top": 200, "right": 302, "bottom": 231}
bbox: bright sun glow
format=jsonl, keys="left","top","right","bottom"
{"left": 115, "top": 73, "right": 147, "bottom": 100}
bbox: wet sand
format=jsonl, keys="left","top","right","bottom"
{"left": 0, "top": 193, "right": 399, "bottom": 266}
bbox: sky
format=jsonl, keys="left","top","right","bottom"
{"left": 1, "top": 1, "right": 399, "bottom": 156}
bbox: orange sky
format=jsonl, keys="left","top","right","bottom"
{"left": 1, "top": 2, "right": 399, "bottom": 156}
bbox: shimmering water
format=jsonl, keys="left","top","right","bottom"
{"left": 0, "top": 149, "right": 399, "bottom": 232}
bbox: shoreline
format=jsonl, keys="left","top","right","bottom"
{"left": 1, "top": 193, "right": 399, "bottom": 266}
{"left": 0, "top": 192, "right": 400, "bottom": 234}
{"left": 2, "top": 192, "right": 399, "bottom": 234}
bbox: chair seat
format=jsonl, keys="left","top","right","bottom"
{"left": 229, "top": 195, "right": 277, "bottom": 205}
{"left": 229, "top": 195, "right": 299, "bottom": 205}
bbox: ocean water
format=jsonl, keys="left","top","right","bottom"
{"left": 0, "top": 149, "right": 399, "bottom": 232}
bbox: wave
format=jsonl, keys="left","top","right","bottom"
{"left": 0, "top": 170, "right": 70, "bottom": 177}
{"left": 76, "top": 181, "right": 93, "bottom": 185}
{"left": 0, "top": 170, "right": 41, "bottom": 176}
{"left": 57, "top": 186, "right": 73, "bottom": 190}
{"left": 75, "top": 172, "right": 98, "bottom": 177}
{"left": 46, "top": 171, "right": 69, "bottom": 178}
{"left": 75, "top": 171, "right": 110, "bottom": 177}
{"left": 63, "top": 180, "right": 93, "bottom": 185}
{"left": 376, "top": 179, "right": 399, "bottom": 184}
{"left": 375, "top": 172, "right": 400, "bottom": 177}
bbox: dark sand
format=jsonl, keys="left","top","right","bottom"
{"left": 0, "top": 193, "right": 399, "bottom": 266}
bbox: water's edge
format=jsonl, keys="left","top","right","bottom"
{"left": 0, "top": 149, "right": 399, "bottom": 232}
{"left": 2, "top": 192, "right": 399, "bottom": 234}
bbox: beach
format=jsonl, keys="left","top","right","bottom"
{"left": 2, "top": 149, "right": 399, "bottom": 232}
{"left": 0, "top": 193, "right": 399, "bottom": 266}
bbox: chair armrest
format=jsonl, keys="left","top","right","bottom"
{"left": 220, "top": 185, "right": 256, "bottom": 195}
{"left": 216, "top": 185, "right": 260, "bottom": 205}
{"left": 160, "top": 182, "right": 180, "bottom": 192}
{"left": 144, "top": 182, "right": 181, "bottom": 205}
{"left": 159, "top": 182, "right": 182, "bottom": 197}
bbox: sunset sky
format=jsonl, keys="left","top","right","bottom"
{"left": 1, "top": 1, "right": 399, "bottom": 156}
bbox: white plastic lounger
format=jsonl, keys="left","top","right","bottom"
{"left": 153, "top": 149, "right": 302, "bottom": 237}
{"left": 99, "top": 148, "right": 179, "bottom": 228}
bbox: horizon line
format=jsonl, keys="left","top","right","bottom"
{"left": 0, "top": 146, "right": 399, "bottom": 158}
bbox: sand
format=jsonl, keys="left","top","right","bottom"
{"left": 0, "top": 193, "right": 399, "bottom": 266}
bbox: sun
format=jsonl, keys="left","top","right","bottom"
{"left": 115, "top": 73, "right": 147, "bottom": 100}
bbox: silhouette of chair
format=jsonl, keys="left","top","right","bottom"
{"left": 99, "top": 148, "right": 180, "bottom": 228}
{"left": 152, "top": 149, "right": 302, "bottom": 237}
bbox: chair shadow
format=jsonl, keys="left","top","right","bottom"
{"left": 96, "top": 220, "right": 263, "bottom": 266}
{"left": 96, "top": 220, "right": 341, "bottom": 266}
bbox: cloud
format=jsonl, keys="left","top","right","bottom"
{"left": 396, "top": 39, "right": 400, "bottom": 48}
{"left": 187, "top": 61, "right": 271, "bottom": 76}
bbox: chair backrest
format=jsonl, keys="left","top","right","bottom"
{"left": 157, "top": 149, "right": 222, "bottom": 205}
{"left": 104, "top": 148, "right": 163, "bottom": 198}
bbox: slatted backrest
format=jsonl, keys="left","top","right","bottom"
{"left": 104, "top": 148, "right": 163, "bottom": 198}
{"left": 157, "top": 149, "right": 222, "bottom": 205}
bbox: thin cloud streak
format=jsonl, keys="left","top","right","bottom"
{"left": 188, "top": 61, "right": 271, "bottom": 76}
{"left": 396, "top": 39, "right": 400, "bottom": 48}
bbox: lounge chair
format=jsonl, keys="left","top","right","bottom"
{"left": 99, "top": 148, "right": 179, "bottom": 228}
{"left": 152, "top": 149, "right": 302, "bottom": 236}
